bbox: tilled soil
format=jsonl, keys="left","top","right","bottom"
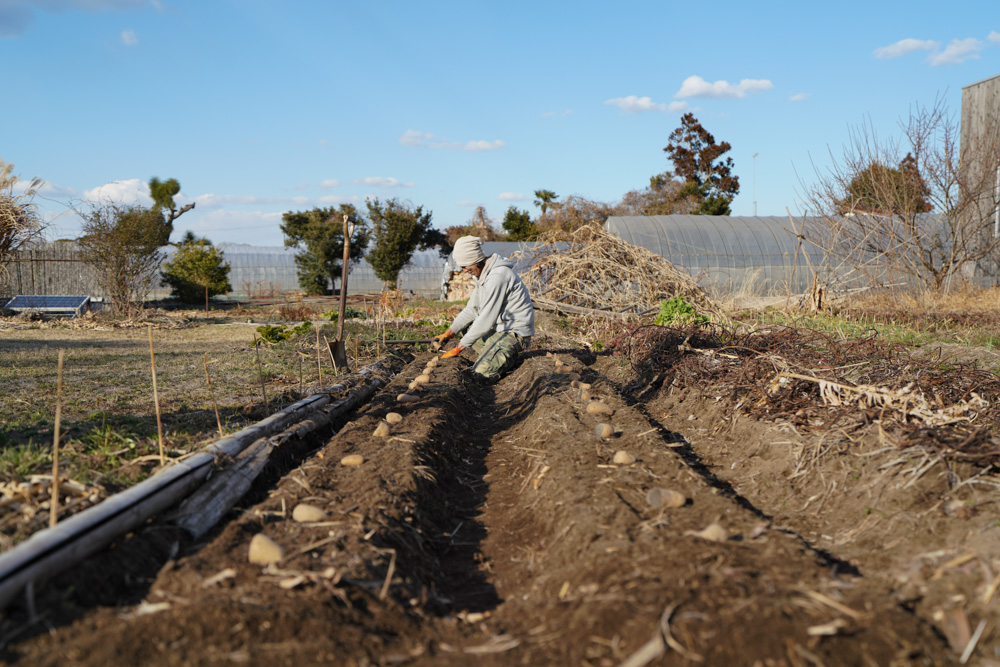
{"left": 5, "top": 345, "right": 991, "bottom": 665}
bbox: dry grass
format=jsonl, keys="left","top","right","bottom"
{"left": 842, "top": 283, "right": 1000, "bottom": 315}
{"left": 0, "top": 315, "right": 347, "bottom": 469}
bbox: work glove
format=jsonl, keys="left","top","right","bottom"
{"left": 440, "top": 344, "right": 464, "bottom": 359}
{"left": 432, "top": 329, "right": 453, "bottom": 351}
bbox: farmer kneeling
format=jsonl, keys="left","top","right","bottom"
{"left": 435, "top": 236, "right": 535, "bottom": 384}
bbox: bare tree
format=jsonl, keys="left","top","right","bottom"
{"left": 805, "top": 98, "right": 1000, "bottom": 290}
{"left": 463, "top": 205, "right": 505, "bottom": 241}
{"left": 536, "top": 195, "right": 616, "bottom": 238}
{"left": 618, "top": 175, "right": 698, "bottom": 217}
{"left": 78, "top": 203, "right": 167, "bottom": 317}
{"left": 0, "top": 160, "right": 45, "bottom": 291}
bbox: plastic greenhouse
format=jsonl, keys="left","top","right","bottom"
{"left": 604, "top": 216, "right": 828, "bottom": 295}
{"left": 202, "top": 244, "right": 449, "bottom": 297}
{"left": 162, "top": 216, "right": 838, "bottom": 301}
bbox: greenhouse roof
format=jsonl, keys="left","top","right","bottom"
{"left": 605, "top": 215, "right": 826, "bottom": 268}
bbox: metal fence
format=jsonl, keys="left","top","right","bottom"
{"left": 0, "top": 244, "right": 103, "bottom": 299}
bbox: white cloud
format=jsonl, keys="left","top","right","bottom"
{"left": 604, "top": 95, "right": 667, "bottom": 113}
{"left": 399, "top": 129, "right": 434, "bottom": 147}
{"left": 498, "top": 192, "right": 528, "bottom": 202}
{"left": 318, "top": 179, "right": 340, "bottom": 189}
{"left": 120, "top": 28, "right": 137, "bottom": 45}
{"left": 990, "top": 31, "right": 1000, "bottom": 45}
{"left": 674, "top": 75, "right": 773, "bottom": 99}
{"left": 31, "top": 181, "right": 79, "bottom": 202}
{"left": 316, "top": 194, "right": 358, "bottom": 205}
{"left": 82, "top": 178, "right": 152, "bottom": 206}
{"left": 400, "top": 129, "right": 504, "bottom": 152}
{"left": 463, "top": 139, "right": 505, "bottom": 152}
{"left": 351, "top": 177, "right": 413, "bottom": 188}
{"left": 667, "top": 101, "right": 689, "bottom": 113}
{"left": 873, "top": 38, "right": 939, "bottom": 59}
{"left": 0, "top": 0, "right": 145, "bottom": 37}
{"left": 928, "top": 38, "right": 982, "bottom": 65}
{"left": 789, "top": 92, "right": 809, "bottom": 102}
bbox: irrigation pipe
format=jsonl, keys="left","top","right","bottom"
{"left": 0, "top": 356, "right": 402, "bottom": 612}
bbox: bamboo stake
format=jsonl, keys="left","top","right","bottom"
{"left": 252, "top": 335, "right": 270, "bottom": 413}
{"left": 203, "top": 352, "right": 223, "bottom": 436}
{"left": 316, "top": 327, "right": 322, "bottom": 390}
{"left": 148, "top": 326, "right": 165, "bottom": 466}
{"left": 49, "top": 349, "right": 64, "bottom": 528}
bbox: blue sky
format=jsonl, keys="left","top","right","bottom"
{"left": 3, "top": 0, "right": 999, "bottom": 247}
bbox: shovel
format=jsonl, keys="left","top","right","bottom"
{"left": 329, "top": 214, "right": 357, "bottom": 371}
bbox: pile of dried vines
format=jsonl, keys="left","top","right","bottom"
{"left": 517, "top": 225, "right": 722, "bottom": 319}
{"left": 614, "top": 324, "right": 1000, "bottom": 466}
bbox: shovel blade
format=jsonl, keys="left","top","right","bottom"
{"left": 328, "top": 338, "right": 349, "bottom": 372}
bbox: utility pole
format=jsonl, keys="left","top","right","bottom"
{"left": 752, "top": 152, "right": 759, "bottom": 217}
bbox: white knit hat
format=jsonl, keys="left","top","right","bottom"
{"left": 453, "top": 236, "right": 486, "bottom": 267}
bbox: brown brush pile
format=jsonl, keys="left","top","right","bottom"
{"left": 517, "top": 224, "right": 722, "bottom": 319}
{"left": 613, "top": 323, "right": 1000, "bottom": 467}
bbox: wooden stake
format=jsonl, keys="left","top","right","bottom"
{"left": 50, "top": 349, "right": 64, "bottom": 528}
{"left": 253, "top": 335, "right": 270, "bottom": 413}
{"left": 298, "top": 355, "right": 303, "bottom": 396}
{"left": 203, "top": 352, "right": 223, "bottom": 436}
{"left": 148, "top": 326, "right": 166, "bottom": 466}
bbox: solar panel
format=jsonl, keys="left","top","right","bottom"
{"left": 6, "top": 295, "right": 91, "bottom": 316}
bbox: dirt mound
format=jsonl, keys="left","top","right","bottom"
{"left": 4, "top": 345, "right": 963, "bottom": 665}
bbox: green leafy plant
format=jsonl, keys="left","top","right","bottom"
{"left": 322, "top": 306, "right": 364, "bottom": 321}
{"left": 654, "top": 296, "right": 709, "bottom": 326}
{"left": 257, "top": 321, "right": 313, "bottom": 344}
{"left": 256, "top": 324, "right": 289, "bottom": 344}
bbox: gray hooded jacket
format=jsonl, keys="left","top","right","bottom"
{"left": 449, "top": 254, "right": 535, "bottom": 349}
